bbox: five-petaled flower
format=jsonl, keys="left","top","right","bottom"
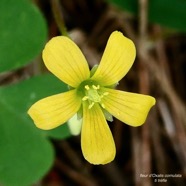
{"left": 28, "top": 31, "right": 156, "bottom": 165}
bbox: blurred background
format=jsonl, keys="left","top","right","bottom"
{"left": 0, "top": 0, "right": 186, "bottom": 185}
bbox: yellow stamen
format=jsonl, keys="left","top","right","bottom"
{"left": 82, "top": 96, "right": 89, "bottom": 101}
{"left": 101, "top": 103, "right": 105, "bottom": 108}
{"left": 88, "top": 102, "right": 95, "bottom": 109}
{"left": 103, "top": 92, "right": 109, "bottom": 96}
{"left": 92, "top": 85, "right": 100, "bottom": 90}
{"left": 85, "top": 85, "right": 90, "bottom": 90}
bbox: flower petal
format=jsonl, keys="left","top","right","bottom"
{"left": 81, "top": 103, "right": 116, "bottom": 165}
{"left": 101, "top": 88, "right": 156, "bottom": 126}
{"left": 43, "top": 36, "right": 90, "bottom": 88}
{"left": 28, "top": 90, "right": 81, "bottom": 130}
{"left": 91, "top": 31, "right": 136, "bottom": 86}
{"left": 67, "top": 114, "right": 82, "bottom": 136}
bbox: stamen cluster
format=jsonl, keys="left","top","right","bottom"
{"left": 80, "top": 82, "right": 109, "bottom": 109}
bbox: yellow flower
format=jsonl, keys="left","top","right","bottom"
{"left": 28, "top": 31, "right": 156, "bottom": 165}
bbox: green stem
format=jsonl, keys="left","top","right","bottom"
{"left": 50, "top": 0, "right": 68, "bottom": 37}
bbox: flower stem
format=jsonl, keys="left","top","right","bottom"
{"left": 50, "top": 0, "right": 68, "bottom": 37}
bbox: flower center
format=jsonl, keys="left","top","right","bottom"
{"left": 82, "top": 84, "right": 108, "bottom": 109}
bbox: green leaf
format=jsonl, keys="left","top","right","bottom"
{"left": 0, "top": 107, "right": 54, "bottom": 186}
{"left": 0, "top": 74, "right": 71, "bottom": 186}
{"left": 108, "top": 0, "right": 186, "bottom": 32}
{"left": 0, "top": 0, "right": 47, "bottom": 73}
